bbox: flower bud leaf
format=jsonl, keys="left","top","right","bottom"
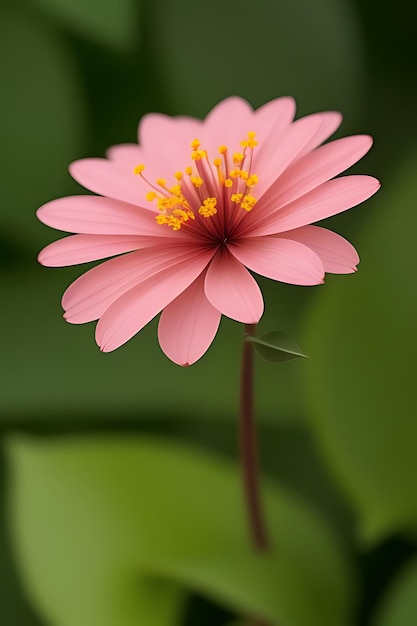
{"left": 246, "top": 331, "right": 308, "bottom": 362}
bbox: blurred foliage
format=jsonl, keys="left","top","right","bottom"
{"left": 7, "top": 435, "right": 353, "bottom": 626}
{"left": 148, "top": 0, "right": 364, "bottom": 120}
{"left": 29, "top": 0, "right": 139, "bottom": 50}
{"left": 305, "top": 156, "right": 417, "bottom": 542}
{"left": 372, "top": 558, "right": 417, "bottom": 626}
{"left": 1, "top": 0, "right": 417, "bottom": 624}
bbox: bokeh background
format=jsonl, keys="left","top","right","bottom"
{"left": 1, "top": 0, "right": 417, "bottom": 624}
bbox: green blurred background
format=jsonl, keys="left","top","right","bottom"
{"left": 1, "top": 0, "right": 417, "bottom": 624}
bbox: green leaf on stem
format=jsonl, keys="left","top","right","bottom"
{"left": 6, "top": 436, "right": 354, "bottom": 626}
{"left": 246, "top": 331, "right": 308, "bottom": 363}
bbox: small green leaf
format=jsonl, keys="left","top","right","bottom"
{"left": 246, "top": 331, "right": 308, "bottom": 363}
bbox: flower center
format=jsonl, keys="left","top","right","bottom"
{"left": 134, "top": 132, "right": 259, "bottom": 231}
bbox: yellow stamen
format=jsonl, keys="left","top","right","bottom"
{"left": 133, "top": 163, "right": 146, "bottom": 175}
{"left": 198, "top": 197, "right": 217, "bottom": 218}
{"left": 139, "top": 130, "right": 260, "bottom": 231}
{"left": 169, "top": 184, "right": 182, "bottom": 196}
{"left": 191, "top": 176, "right": 203, "bottom": 188}
{"left": 240, "top": 131, "right": 258, "bottom": 149}
{"left": 156, "top": 214, "right": 182, "bottom": 231}
{"left": 241, "top": 194, "right": 257, "bottom": 211}
{"left": 191, "top": 149, "right": 206, "bottom": 161}
{"left": 233, "top": 152, "right": 244, "bottom": 165}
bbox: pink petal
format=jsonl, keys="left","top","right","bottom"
{"left": 63, "top": 244, "right": 209, "bottom": 324}
{"left": 38, "top": 234, "right": 152, "bottom": 267}
{"left": 277, "top": 225, "right": 359, "bottom": 274}
{"left": 255, "top": 134, "right": 374, "bottom": 218}
{"left": 296, "top": 112, "right": 343, "bottom": 158}
{"left": 254, "top": 97, "right": 296, "bottom": 131}
{"left": 252, "top": 114, "right": 323, "bottom": 198}
{"left": 250, "top": 98, "right": 295, "bottom": 180}
{"left": 69, "top": 158, "right": 154, "bottom": 208}
{"left": 138, "top": 113, "right": 202, "bottom": 178}
{"left": 201, "top": 97, "right": 254, "bottom": 156}
{"left": 37, "top": 196, "right": 182, "bottom": 237}
{"left": 228, "top": 237, "right": 324, "bottom": 286}
{"left": 105, "top": 143, "right": 144, "bottom": 167}
{"left": 247, "top": 175, "right": 381, "bottom": 237}
{"left": 158, "top": 271, "right": 221, "bottom": 366}
{"left": 204, "top": 247, "right": 264, "bottom": 323}
{"left": 96, "top": 250, "right": 213, "bottom": 352}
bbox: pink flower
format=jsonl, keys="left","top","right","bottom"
{"left": 37, "top": 97, "right": 380, "bottom": 365}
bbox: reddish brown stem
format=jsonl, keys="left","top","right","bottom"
{"left": 239, "top": 324, "right": 271, "bottom": 626}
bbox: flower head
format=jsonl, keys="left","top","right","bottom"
{"left": 37, "top": 97, "right": 380, "bottom": 365}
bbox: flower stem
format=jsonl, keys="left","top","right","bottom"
{"left": 240, "top": 324, "right": 271, "bottom": 626}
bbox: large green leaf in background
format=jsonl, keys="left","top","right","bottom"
{"left": 304, "top": 155, "right": 417, "bottom": 541}
{"left": 29, "top": 0, "right": 138, "bottom": 50}
{"left": 372, "top": 558, "right": 417, "bottom": 626}
{"left": 1, "top": 266, "right": 311, "bottom": 424}
{"left": 150, "top": 0, "right": 364, "bottom": 119}
{"left": 0, "top": 1, "right": 86, "bottom": 253}
{"left": 7, "top": 436, "right": 354, "bottom": 626}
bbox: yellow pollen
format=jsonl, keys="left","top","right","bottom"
{"left": 156, "top": 178, "right": 167, "bottom": 188}
{"left": 213, "top": 157, "right": 222, "bottom": 167}
{"left": 198, "top": 197, "right": 217, "bottom": 218}
{"left": 133, "top": 163, "right": 146, "bottom": 175}
{"left": 218, "top": 145, "right": 228, "bottom": 154}
{"left": 174, "top": 171, "right": 183, "bottom": 181}
{"left": 156, "top": 214, "right": 183, "bottom": 231}
{"left": 146, "top": 191, "right": 157, "bottom": 201}
{"left": 191, "top": 176, "right": 203, "bottom": 188}
{"left": 239, "top": 170, "right": 249, "bottom": 180}
{"left": 190, "top": 138, "right": 201, "bottom": 149}
{"left": 231, "top": 193, "right": 243, "bottom": 203}
{"left": 225, "top": 178, "right": 233, "bottom": 188}
{"left": 192, "top": 149, "right": 206, "bottom": 160}
{"left": 240, "top": 131, "right": 258, "bottom": 149}
{"left": 247, "top": 174, "right": 259, "bottom": 186}
{"left": 241, "top": 194, "right": 257, "bottom": 211}
{"left": 185, "top": 166, "right": 193, "bottom": 175}
{"left": 233, "top": 152, "right": 244, "bottom": 165}
{"left": 169, "top": 184, "right": 182, "bottom": 196}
